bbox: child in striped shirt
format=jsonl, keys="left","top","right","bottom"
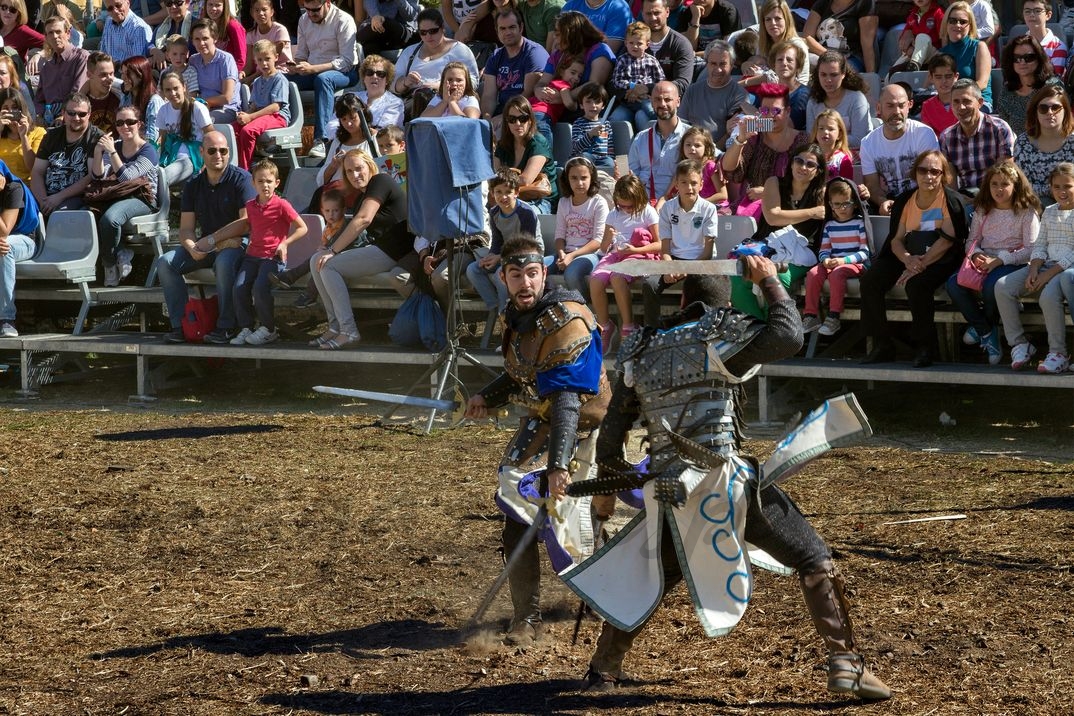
{"left": 571, "top": 82, "right": 614, "bottom": 171}
{"left": 802, "top": 177, "right": 870, "bottom": 335}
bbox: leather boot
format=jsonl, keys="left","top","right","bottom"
{"left": 800, "top": 561, "right": 892, "bottom": 700}
{"left": 503, "top": 520, "right": 541, "bottom": 648}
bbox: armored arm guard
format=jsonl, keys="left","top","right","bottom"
{"left": 546, "top": 390, "right": 581, "bottom": 472}
{"left": 725, "top": 278, "right": 804, "bottom": 373}
{"left": 477, "top": 372, "right": 520, "bottom": 408}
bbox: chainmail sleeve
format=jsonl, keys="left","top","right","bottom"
{"left": 546, "top": 390, "right": 581, "bottom": 472}
{"left": 725, "top": 277, "right": 804, "bottom": 374}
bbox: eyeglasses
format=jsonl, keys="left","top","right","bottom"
{"left": 793, "top": 156, "right": 819, "bottom": 171}
{"left": 364, "top": 69, "right": 388, "bottom": 78}
{"left": 205, "top": 146, "right": 229, "bottom": 155}
{"left": 0, "top": 4, "right": 16, "bottom": 12}
{"left": 758, "top": 106, "right": 783, "bottom": 117}
{"left": 164, "top": 0, "right": 184, "bottom": 6}
{"left": 115, "top": 118, "right": 139, "bottom": 126}
{"left": 505, "top": 114, "right": 529, "bottom": 124}
{"left": 1023, "top": 8, "right": 1046, "bottom": 15}
{"left": 832, "top": 201, "right": 855, "bottom": 210}
{"left": 303, "top": 3, "right": 325, "bottom": 12}
{"left": 1038, "top": 102, "right": 1065, "bottom": 114}
{"left": 419, "top": 26, "right": 442, "bottom": 37}
{"left": 65, "top": 109, "right": 88, "bottom": 118}
{"left": 948, "top": 17, "right": 970, "bottom": 26}
{"left": 916, "top": 166, "right": 943, "bottom": 177}
{"left": 1014, "top": 53, "right": 1039, "bottom": 63}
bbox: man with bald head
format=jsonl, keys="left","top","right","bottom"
{"left": 859, "top": 82, "right": 939, "bottom": 215}
{"left": 628, "top": 80, "right": 690, "bottom": 203}
{"left": 156, "top": 131, "right": 257, "bottom": 344}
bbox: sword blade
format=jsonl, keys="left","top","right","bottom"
{"left": 313, "top": 385, "right": 458, "bottom": 411}
{"left": 611, "top": 259, "right": 747, "bottom": 277}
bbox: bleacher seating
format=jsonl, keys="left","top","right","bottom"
{"left": 256, "top": 80, "right": 305, "bottom": 170}
{"left": 123, "top": 165, "right": 172, "bottom": 286}
{"left": 14, "top": 211, "right": 98, "bottom": 334}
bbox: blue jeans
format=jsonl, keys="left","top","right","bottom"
{"left": 156, "top": 246, "right": 244, "bottom": 330}
{"left": 0, "top": 234, "right": 36, "bottom": 321}
{"left": 581, "top": 152, "right": 615, "bottom": 172}
{"left": 98, "top": 197, "right": 154, "bottom": 266}
{"left": 234, "top": 256, "right": 282, "bottom": 330}
{"left": 466, "top": 259, "right": 507, "bottom": 311}
{"left": 945, "top": 263, "right": 1022, "bottom": 338}
{"left": 544, "top": 252, "right": 599, "bottom": 299}
{"left": 292, "top": 68, "right": 359, "bottom": 140}
{"left": 534, "top": 111, "right": 553, "bottom": 145}
{"left": 608, "top": 99, "right": 656, "bottom": 132}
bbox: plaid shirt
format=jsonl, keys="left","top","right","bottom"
{"left": 939, "top": 112, "right": 1014, "bottom": 191}
{"left": 1034, "top": 205, "right": 1074, "bottom": 269}
{"left": 611, "top": 53, "right": 665, "bottom": 92}
{"left": 100, "top": 12, "right": 153, "bottom": 63}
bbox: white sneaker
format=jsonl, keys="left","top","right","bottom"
{"left": 103, "top": 264, "right": 119, "bottom": 287}
{"left": 306, "top": 139, "right": 326, "bottom": 159}
{"left": 0, "top": 321, "right": 17, "bottom": 337}
{"left": 1038, "top": 351, "right": 1070, "bottom": 374}
{"left": 230, "top": 327, "right": 253, "bottom": 345}
{"left": 819, "top": 316, "right": 842, "bottom": 336}
{"left": 245, "top": 325, "right": 278, "bottom": 345}
{"left": 1010, "top": 342, "right": 1037, "bottom": 371}
{"left": 962, "top": 326, "right": 980, "bottom": 346}
{"left": 117, "top": 248, "right": 134, "bottom": 280}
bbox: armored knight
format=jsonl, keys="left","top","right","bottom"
{"left": 562, "top": 258, "right": 891, "bottom": 700}
{"left": 465, "top": 236, "right": 612, "bottom": 649}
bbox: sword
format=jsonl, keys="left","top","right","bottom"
{"left": 610, "top": 258, "right": 788, "bottom": 278}
{"left": 314, "top": 385, "right": 508, "bottom": 420}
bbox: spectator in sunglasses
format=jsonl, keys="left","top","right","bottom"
{"left": 355, "top": 54, "right": 403, "bottom": 130}
{"left": 29, "top": 93, "right": 102, "bottom": 215}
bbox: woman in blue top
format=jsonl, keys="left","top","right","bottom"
{"left": 939, "top": 1, "right": 992, "bottom": 111}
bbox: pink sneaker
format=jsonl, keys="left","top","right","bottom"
{"left": 599, "top": 322, "right": 616, "bottom": 355}
{"left": 1038, "top": 352, "right": 1070, "bottom": 374}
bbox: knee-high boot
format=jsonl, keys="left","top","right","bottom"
{"left": 800, "top": 561, "right": 892, "bottom": 700}
{"left": 502, "top": 519, "right": 541, "bottom": 647}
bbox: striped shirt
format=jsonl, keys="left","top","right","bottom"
{"left": 1039, "top": 29, "right": 1068, "bottom": 75}
{"left": 1033, "top": 204, "right": 1074, "bottom": 269}
{"left": 819, "top": 218, "right": 870, "bottom": 264}
{"left": 100, "top": 12, "right": 152, "bottom": 64}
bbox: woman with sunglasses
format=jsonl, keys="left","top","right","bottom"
{"left": 729, "top": 142, "right": 827, "bottom": 318}
{"left": 859, "top": 149, "right": 967, "bottom": 368}
{"left": 494, "top": 95, "right": 557, "bottom": 214}
{"left": 0, "top": 0, "right": 42, "bottom": 62}
{"left": 355, "top": 54, "right": 403, "bottom": 129}
{"left": 804, "top": 51, "right": 871, "bottom": 150}
{"left": 150, "top": 0, "right": 193, "bottom": 70}
{"left": 1013, "top": 85, "right": 1074, "bottom": 206}
{"left": 90, "top": 105, "right": 158, "bottom": 287}
{"left": 393, "top": 9, "right": 478, "bottom": 104}
{"left": 938, "top": 2, "right": 992, "bottom": 112}
{"left": 359, "top": 0, "right": 421, "bottom": 56}
{"left": 723, "top": 83, "right": 806, "bottom": 220}
{"left": 996, "top": 35, "right": 1059, "bottom": 136}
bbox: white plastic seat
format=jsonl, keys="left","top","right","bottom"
{"left": 16, "top": 211, "right": 99, "bottom": 333}
{"left": 282, "top": 166, "right": 321, "bottom": 215}
{"left": 256, "top": 80, "right": 305, "bottom": 170}
{"left": 715, "top": 214, "right": 756, "bottom": 258}
{"left": 123, "top": 165, "right": 171, "bottom": 286}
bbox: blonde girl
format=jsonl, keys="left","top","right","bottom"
{"left": 809, "top": 109, "right": 855, "bottom": 180}
{"left": 589, "top": 175, "right": 661, "bottom": 351}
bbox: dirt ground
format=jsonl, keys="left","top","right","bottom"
{"left": 0, "top": 357, "right": 1072, "bottom": 715}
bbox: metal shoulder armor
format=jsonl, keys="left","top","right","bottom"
{"left": 696, "top": 306, "right": 764, "bottom": 346}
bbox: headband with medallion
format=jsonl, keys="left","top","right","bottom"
{"left": 501, "top": 252, "right": 545, "bottom": 269}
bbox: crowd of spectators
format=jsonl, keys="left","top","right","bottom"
{"left": 0, "top": 0, "right": 1072, "bottom": 373}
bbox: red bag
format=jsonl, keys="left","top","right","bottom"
{"left": 181, "top": 295, "right": 219, "bottom": 343}
{"left": 956, "top": 240, "right": 987, "bottom": 292}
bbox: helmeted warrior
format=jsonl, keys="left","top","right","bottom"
{"left": 465, "top": 235, "right": 612, "bottom": 648}
{"left": 562, "top": 257, "right": 891, "bottom": 700}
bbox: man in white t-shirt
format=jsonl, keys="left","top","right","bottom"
{"left": 859, "top": 83, "right": 939, "bottom": 216}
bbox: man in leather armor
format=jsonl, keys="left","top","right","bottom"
{"left": 568, "top": 256, "right": 891, "bottom": 700}
{"left": 465, "top": 236, "right": 612, "bottom": 649}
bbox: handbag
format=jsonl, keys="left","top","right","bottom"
{"left": 956, "top": 241, "right": 987, "bottom": 291}
{"left": 518, "top": 171, "right": 552, "bottom": 201}
{"left": 903, "top": 229, "right": 940, "bottom": 256}
{"left": 180, "top": 294, "right": 219, "bottom": 343}
{"left": 83, "top": 175, "right": 154, "bottom": 210}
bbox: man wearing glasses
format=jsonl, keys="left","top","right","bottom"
{"left": 291, "top": 0, "right": 359, "bottom": 159}
{"left": 480, "top": 7, "right": 548, "bottom": 130}
{"left": 29, "top": 94, "right": 103, "bottom": 215}
{"left": 100, "top": 0, "right": 153, "bottom": 64}
{"left": 859, "top": 83, "right": 939, "bottom": 216}
{"left": 156, "top": 131, "right": 258, "bottom": 345}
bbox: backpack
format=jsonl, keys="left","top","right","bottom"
{"left": 388, "top": 289, "right": 446, "bottom": 352}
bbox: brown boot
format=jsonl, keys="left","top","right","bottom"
{"left": 503, "top": 520, "right": 541, "bottom": 648}
{"left": 800, "top": 561, "right": 892, "bottom": 700}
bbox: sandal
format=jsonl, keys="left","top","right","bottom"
{"left": 309, "top": 331, "right": 338, "bottom": 347}
{"left": 320, "top": 332, "right": 360, "bottom": 350}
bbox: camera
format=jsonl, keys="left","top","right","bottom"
{"left": 744, "top": 115, "right": 774, "bottom": 134}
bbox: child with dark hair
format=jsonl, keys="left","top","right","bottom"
{"left": 571, "top": 82, "right": 614, "bottom": 171}
{"left": 271, "top": 188, "right": 348, "bottom": 309}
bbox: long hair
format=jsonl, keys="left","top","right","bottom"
{"left": 757, "top": 0, "right": 799, "bottom": 58}
{"left": 809, "top": 108, "right": 851, "bottom": 157}
{"left": 1001, "top": 34, "right": 1053, "bottom": 92}
{"left": 160, "top": 71, "right": 196, "bottom": 140}
{"left": 555, "top": 11, "right": 605, "bottom": 56}
{"left": 678, "top": 125, "right": 717, "bottom": 162}
{"left": 974, "top": 160, "right": 1042, "bottom": 216}
{"left": 0, "top": 86, "right": 32, "bottom": 139}
{"left": 436, "top": 61, "right": 477, "bottom": 99}
{"left": 205, "top": 0, "right": 235, "bottom": 44}
{"left": 122, "top": 55, "right": 157, "bottom": 114}
{"left": 1025, "top": 83, "right": 1074, "bottom": 137}
{"left": 558, "top": 156, "right": 598, "bottom": 199}
{"left": 333, "top": 92, "right": 372, "bottom": 146}
{"left": 809, "top": 51, "right": 869, "bottom": 103}
{"left": 495, "top": 95, "right": 536, "bottom": 156}
{"left": 940, "top": 2, "right": 979, "bottom": 42}
{"left": 780, "top": 143, "right": 827, "bottom": 209}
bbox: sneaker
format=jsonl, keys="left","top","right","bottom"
{"left": 1010, "top": 342, "right": 1037, "bottom": 371}
{"left": 1038, "top": 351, "right": 1070, "bottom": 374}
{"left": 245, "top": 325, "right": 278, "bottom": 345}
{"left": 801, "top": 314, "right": 822, "bottom": 333}
{"left": 306, "top": 139, "right": 327, "bottom": 159}
{"left": 163, "top": 328, "right": 185, "bottom": 344}
{"left": 818, "top": 315, "right": 841, "bottom": 336}
{"left": 619, "top": 323, "right": 636, "bottom": 339}
{"left": 293, "top": 293, "right": 317, "bottom": 309}
{"left": 980, "top": 330, "right": 1002, "bottom": 366}
{"left": 103, "top": 264, "right": 119, "bottom": 287}
{"left": 0, "top": 321, "right": 17, "bottom": 337}
{"left": 117, "top": 248, "right": 134, "bottom": 280}
{"left": 599, "top": 321, "right": 615, "bottom": 355}
{"left": 229, "top": 327, "right": 253, "bottom": 345}
{"left": 962, "top": 326, "right": 980, "bottom": 346}
{"left": 203, "top": 328, "right": 235, "bottom": 344}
